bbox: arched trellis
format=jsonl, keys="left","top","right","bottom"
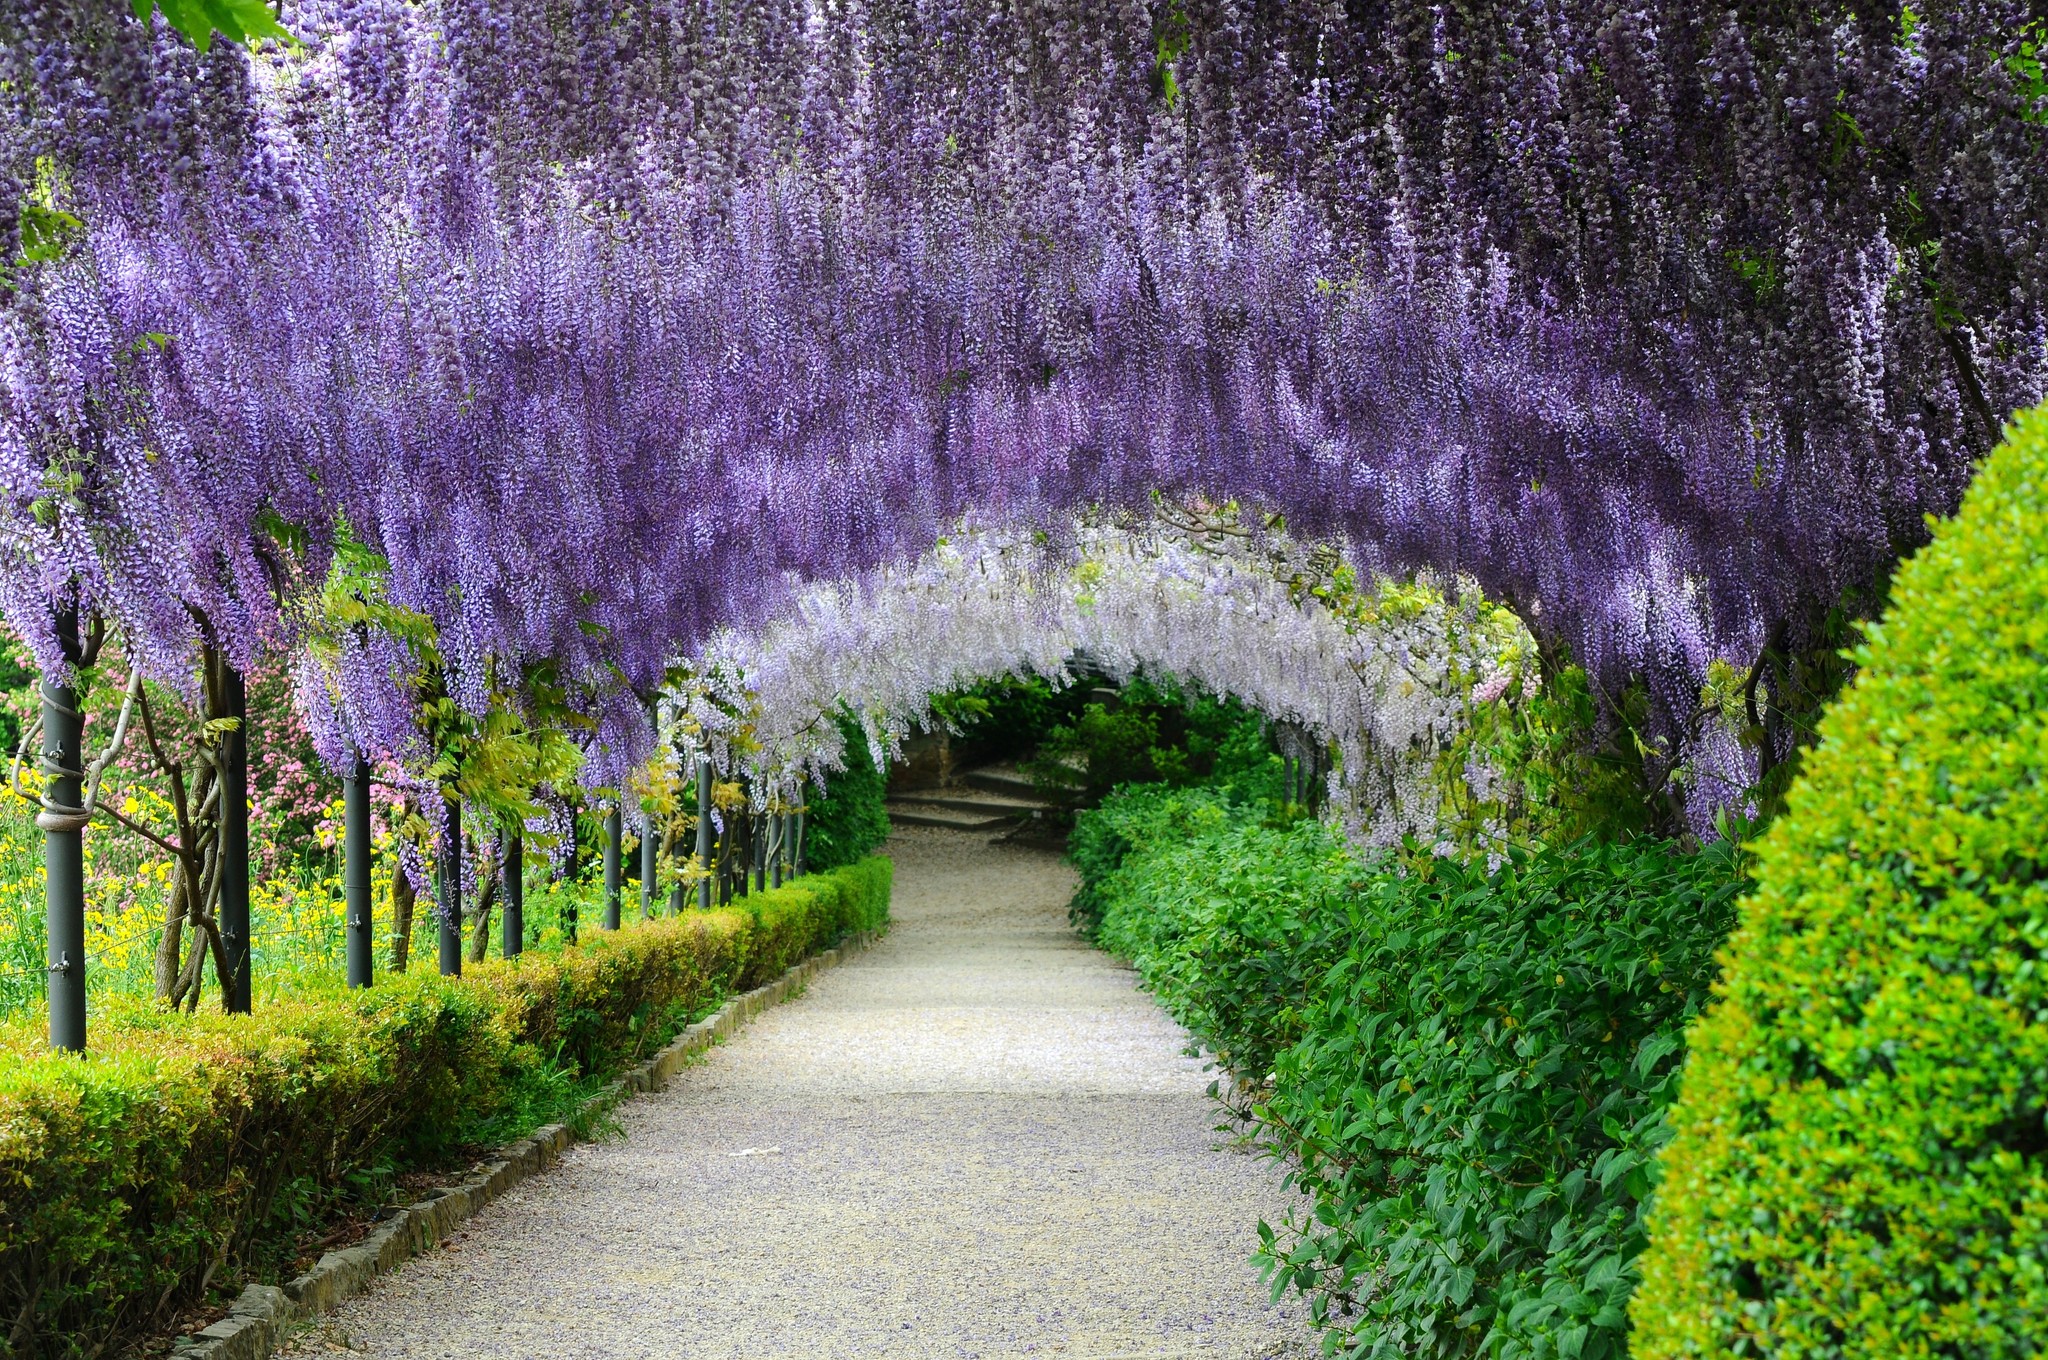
{"left": 27, "top": 500, "right": 1530, "bottom": 1049}
{"left": 7, "top": 1, "right": 2039, "bottom": 795}
{"left": 6, "top": 2, "right": 2043, "bottom": 1051}
{"left": 657, "top": 512, "right": 1527, "bottom": 858}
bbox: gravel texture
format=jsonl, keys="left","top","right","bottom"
{"left": 289, "top": 826, "right": 1316, "bottom": 1359}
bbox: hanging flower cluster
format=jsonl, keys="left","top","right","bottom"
{"left": 0, "top": 2, "right": 2041, "bottom": 816}
{"left": 664, "top": 511, "right": 1526, "bottom": 849}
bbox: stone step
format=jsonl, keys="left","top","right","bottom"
{"left": 962, "top": 767, "right": 1043, "bottom": 798}
{"left": 963, "top": 762, "right": 1080, "bottom": 803}
{"left": 885, "top": 802, "right": 1023, "bottom": 832}
{"left": 900, "top": 791, "right": 1049, "bottom": 817}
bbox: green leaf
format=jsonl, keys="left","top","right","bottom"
{"left": 137, "top": 0, "right": 295, "bottom": 53}
{"left": 15, "top": 202, "right": 83, "bottom": 267}
{"left": 1631, "top": 1029, "right": 1680, "bottom": 1079}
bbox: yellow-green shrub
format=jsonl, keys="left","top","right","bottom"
{"left": 0, "top": 857, "right": 889, "bottom": 1358}
{"left": 1632, "top": 409, "right": 2048, "bottom": 1357}
{"left": 736, "top": 855, "right": 893, "bottom": 987}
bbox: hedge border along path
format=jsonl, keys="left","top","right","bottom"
{"left": 0, "top": 857, "right": 891, "bottom": 1359}
{"left": 169, "top": 929, "right": 882, "bottom": 1360}
{"left": 1632, "top": 405, "right": 2048, "bottom": 1358}
{"left": 281, "top": 821, "right": 1313, "bottom": 1358}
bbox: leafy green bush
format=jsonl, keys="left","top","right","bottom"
{"left": 943, "top": 674, "right": 1095, "bottom": 760}
{"left": 1030, "top": 676, "right": 1280, "bottom": 810}
{"left": 733, "top": 854, "right": 892, "bottom": 986}
{"left": 1074, "top": 785, "right": 1351, "bottom": 1076}
{"left": 1265, "top": 839, "right": 1742, "bottom": 1360}
{"left": 0, "top": 857, "right": 890, "bottom": 1359}
{"left": 1063, "top": 780, "right": 1202, "bottom": 935}
{"left": 803, "top": 714, "right": 892, "bottom": 870}
{"left": 1631, "top": 408, "right": 2048, "bottom": 1357}
{"left": 1073, "top": 787, "right": 1743, "bottom": 1360}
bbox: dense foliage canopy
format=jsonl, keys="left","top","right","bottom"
{"left": 4, "top": 1, "right": 2043, "bottom": 817}
{"left": 7, "top": 7, "right": 2046, "bottom": 1351}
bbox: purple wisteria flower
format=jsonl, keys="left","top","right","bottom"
{"left": 0, "top": 1, "right": 2040, "bottom": 820}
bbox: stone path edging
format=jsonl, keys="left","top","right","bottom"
{"left": 170, "top": 929, "right": 882, "bottom": 1360}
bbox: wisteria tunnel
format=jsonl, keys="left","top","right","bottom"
{"left": 2, "top": 3, "right": 2045, "bottom": 1358}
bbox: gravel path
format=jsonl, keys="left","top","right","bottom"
{"left": 290, "top": 826, "right": 1315, "bottom": 1359}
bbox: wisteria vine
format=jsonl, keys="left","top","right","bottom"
{"left": 1, "top": 1, "right": 2043, "bottom": 818}
{"left": 665, "top": 512, "right": 1525, "bottom": 849}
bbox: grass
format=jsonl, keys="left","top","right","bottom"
{"left": 0, "top": 796, "right": 615, "bottom": 1021}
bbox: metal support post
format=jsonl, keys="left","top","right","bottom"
{"left": 753, "top": 807, "right": 767, "bottom": 894}
{"left": 563, "top": 827, "right": 577, "bottom": 944}
{"left": 343, "top": 750, "right": 373, "bottom": 988}
{"left": 695, "top": 756, "right": 713, "bottom": 910}
{"left": 502, "top": 832, "right": 524, "bottom": 958}
{"left": 40, "top": 613, "right": 86, "bottom": 1051}
{"left": 215, "top": 657, "right": 251, "bottom": 1014}
{"left": 735, "top": 804, "right": 750, "bottom": 899}
{"left": 437, "top": 796, "right": 463, "bottom": 976}
{"left": 793, "top": 794, "right": 807, "bottom": 878}
{"left": 639, "top": 815, "right": 657, "bottom": 918}
{"left": 602, "top": 806, "right": 622, "bottom": 930}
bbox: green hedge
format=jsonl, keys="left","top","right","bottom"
{"left": 803, "top": 713, "right": 892, "bottom": 871}
{"left": 0, "top": 857, "right": 890, "bottom": 1359}
{"left": 1632, "top": 410, "right": 2048, "bottom": 1356}
{"left": 1267, "top": 838, "right": 1741, "bottom": 1360}
{"left": 1075, "top": 784, "right": 1353, "bottom": 1077}
{"left": 735, "top": 854, "right": 892, "bottom": 986}
{"left": 1074, "top": 788, "right": 1743, "bottom": 1360}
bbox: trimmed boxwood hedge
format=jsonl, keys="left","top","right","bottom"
{"left": 1633, "top": 408, "right": 2048, "bottom": 1356}
{"left": 0, "top": 855, "right": 890, "bottom": 1359}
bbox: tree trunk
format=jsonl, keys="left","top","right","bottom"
{"left": 153, "top": 868, "right": 189, "bottom": 999}
{"left": 172, "top": 924, "right": 209, "bottom": 1008}
{"left": 142, "top": 685, "right": 220, "bottom": 1002}
{"left": 389, "top": 856, "right": 415, "bottom": 973}
{"left": 153, "top": 840, "right": 215, "bottom": 1005}
{"left": 196, "top": 907, "right": 232, "bottom": 1011}
{"left": 467, "top": 870, "right": 498, "bottom": 964}
{"left": 168, "top": 831, "right": 225, "bottom": 1011}
{"left": 201, "top": 645, "right": 250, "bottom": 1014}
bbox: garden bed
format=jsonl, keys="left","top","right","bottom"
{"left": 0, "top": 857, "right": 891, "bottom": 1359}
